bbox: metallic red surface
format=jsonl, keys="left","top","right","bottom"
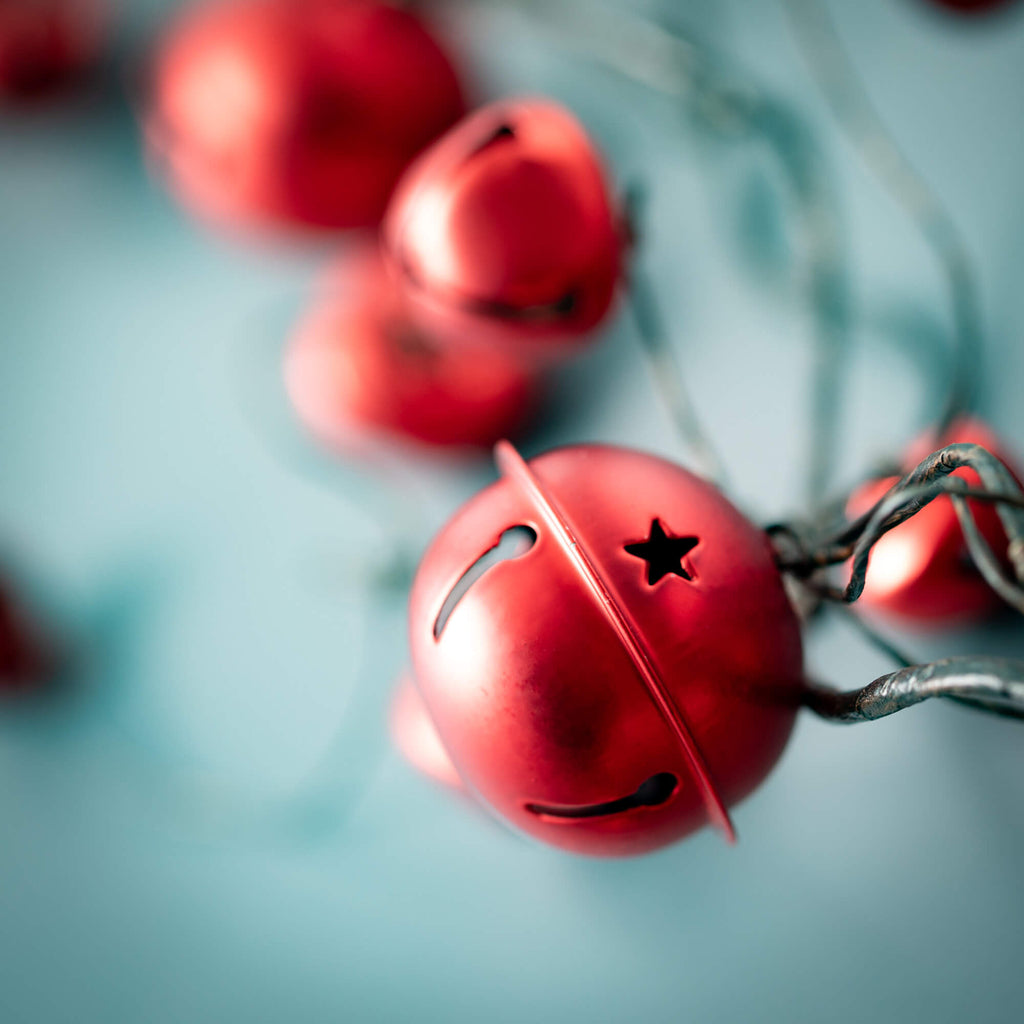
{"left": 383, "top": 98, "right": 624, "bottom": 361}
{"left": 407, "top": 443, "right": 804, "bottom": 856}
{"left": 284, "top": 246, "right": 540, "bottom": 454}
{"left": 847, "top": 417, "right": 1021, "bottom": 626}
{"left": 147, "top": 0, "right": 465, "bottom": 232}
{"left": 0, "top": 0, "right": 103, "bottom": 100}
{"left": 0, "top": 581, "right": 43, "bottom": 692}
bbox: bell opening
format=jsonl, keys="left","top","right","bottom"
{"left": 524, "top": 772, "right": 679, "bottom": 821}
{"left": 433, "top": 525, "right": 537, "bottom": 639}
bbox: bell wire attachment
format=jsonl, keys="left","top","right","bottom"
{"left": 775, "top": 443, "right": 1024, "bottom": 603}
{"left": 782, "top": 0, "right": 983, "bottom": 436}
{"left": 623, "top": 182, "right": 729, "bottom": 489}
{"left": 845, "top": 445, "right": 1024, "bottom": 601}
{"left": 485, "top": 0, "right": 851, "bottom": 505}
{"left": 771, "top": 440, "right": 1024, "bottom": 726}
{"left": 804, "top": 656, "right": 1024, "bottom": 723}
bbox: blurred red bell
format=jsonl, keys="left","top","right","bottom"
{"left": 284, "top": 245, "right": 540, "bottom": 455}
{"left": 0, "top": 0, "right": 103, "bottom": 101}
{"left": 0, "top": 580, "right": 44, "bottom": 692}
{"left": 383, "top": 98, "right": 625, "bottom": 362}
{"left": 847, "top": 417, "right": 1021, "bottom": 627}
{"left": 406, "top": 442, "right": 803, "bottom": 856}
{"left": 390, "top": 672, "right": 462, "bottom": 789}
{"left": 147, "top": 0, "right": 466, "bottom": 232}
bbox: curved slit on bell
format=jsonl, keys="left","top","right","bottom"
{"left": 391, "top": 249, "right": 579, "bottom": 325}
{"left": 525, "top": 773, "right": 679, "bottom": 820}
{"left": 433, "top": 525, "right": 537, "bottom": 639}
{"left": 458, "top": 288, "right": 580, "bottom": 324}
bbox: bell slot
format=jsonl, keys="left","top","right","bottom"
{"left": 525, "top": 773, "right": 679, "bottom": 820}
{"left": 433, "top": 525, "right": 537, "bottom": 639}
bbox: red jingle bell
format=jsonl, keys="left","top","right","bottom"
{"left": 390, "top": 672, "right": 462, "bottom": 790}
{"left": 847, "top": 417, "right": 1022, "bottom": 626}
{"left": 147, "top": 0, "right": 465, "bottom": 233}
{"left": 284, "top": 245, "right": 540, "bottom": 455}
{"left": 383, "top": 98, "right": 625, "bottom": 361}
{"left": 0, "top": 0, "right": 103, "bottom": 101}
{"left": 405, "top": 442, "right": 804, "bottom": 856}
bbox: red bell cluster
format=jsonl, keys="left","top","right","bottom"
{"left": 846, "top": 417, "right": 1022, "bottom": 627}
{"left": 284, "top": 96, "right": 625, "bottom": 455}
{"left": 399, "top": 442, "right": 803, "bottom": 856}
{"left": 149, "top": 4, "right": 627, "bottom": 453}
{"left": 145, "top": 2, "right": 627, "bottom": 452}
{"left": 7, "top": 0, "right": 1024, "bottom": 870}
{"left": 0, "top": 0, "right": 104, "bottom": 101}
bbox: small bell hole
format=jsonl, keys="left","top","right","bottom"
{"left": 525, "top": 772, "right": 679, "bottom": 821}
{"left": 433, "top": 525, "right": 536, "bottom": 639}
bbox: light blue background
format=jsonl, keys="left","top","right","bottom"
{"left": 2, "top": 1, "right": 1023, "bottom": 1021}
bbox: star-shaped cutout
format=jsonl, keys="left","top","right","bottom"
{"left": 624, "top": 519, "right": 699, "bottom": 585}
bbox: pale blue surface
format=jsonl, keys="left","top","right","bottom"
{"left": 2, "top": 2, "right": 1024, "bottom": 1022}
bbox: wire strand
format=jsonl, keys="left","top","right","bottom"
{"left": 804, "top": 656, "right": 1024, "bottom": 722}
{"left": 481, "top": 0, "right": 852, "bottom": 504}
{"left": 782, "top": 0, "right": 982, "bottom": 432}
